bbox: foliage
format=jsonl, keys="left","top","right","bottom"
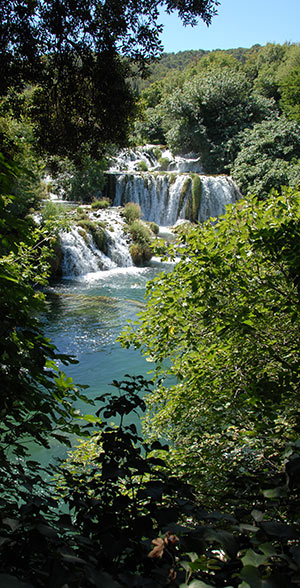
{"left": 185, "top": 50, "right": 241, "bottom": 78}
{"left": 129, "top": 220, "right": 154, "bottom": 265}
{"left": 158, "top": 157, "right": 170, "bottom": 171}
{"left": 231, "top": 117, "right": 300, "bottom": 198}
{"left": 0, "top": 115, "right": 46, "bottom": 214}
{"left": 129, "top": 219, "right": 153, "bottom": 246}
{"left": 40, "top": 200, "right": 67, "bottom": 221}
{"left": 1, "top": 376, "right": 300, "bottom": 587}
{"left": 119, "top": 188, "right": 300, "bottom": 508}
{"left": 0, "top": 0, "right": 220, "bottom": 160}
{"left": 191, "top": 175, "right": 202, "bottom": 222}
{"left": 280, "top": 66, "right": 300, "bottom": 122}
{"left": 138, "top": 160, "right": 149, "bottom": 171}
{"left": 60, "top": 156, "right": 108, "bottom": 203}
{"left": 91, "top": 198, "right": 111, "bottom": 210}
{"left": 123, "top": 202, "right": 142, "bottom": 224}
{"left": 0, "top": 154, "right": 92, "bottom": 505}
{"left": 162, "top": 70, "right": 277, "bottom": 173}
{"left": 148, "top": 221, "right": 160, "bottom": 235}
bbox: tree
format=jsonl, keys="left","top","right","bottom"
{"left": 0, "top": 0, "right": 220, "bottom": 160}
{"left": 0, "top": 155, "right": 92, "bottom": 504}
{"left": 119, "top": 188, "right": 300, "bottom": 507}
{"left": 280, "top": 66, "right": 300, "bottom": 122}
{"left": 161, "top": 70, "right": 276, "bottom": 172}
{"left": 231, "top": 117, "right": 300, "bottom": 198}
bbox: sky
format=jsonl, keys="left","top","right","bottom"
{"left": 159, "top": 0, "right": 300, "bottom": 53}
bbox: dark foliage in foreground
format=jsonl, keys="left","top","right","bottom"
{"left": 0, "top": 376, "right": 300, "bottom": 587}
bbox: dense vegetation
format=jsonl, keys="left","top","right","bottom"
{"left": 135, "top": 42, "right": 300, "bottom": 197}
{"left": 1, "top": 0, "right": 300, "bottom": 582}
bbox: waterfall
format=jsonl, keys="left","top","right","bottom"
{"left": 58, "top": 147, "right": 241, "bottom": 277}
{"left": 60, "top": 208, "right": 132, "bottom": 278}
{"left": 112, "top": 172, "right": 240, "bottom": 226}
{"left": 198, "top": 176, "right": 240, "bottom": 222}
{"left": 108, "top": 145, "right": 240, "bottom": 226}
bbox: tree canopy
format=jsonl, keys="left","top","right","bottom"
{"left": 119, "top": 188, "right": 300, "bottom": 506}
{"left": 0, "top": 0, "right": 220, "bottom": 160}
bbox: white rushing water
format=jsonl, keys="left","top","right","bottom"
{"left": 58, "top": 146, "right": 241, "bottom": 277}
{"left": 109, "top": 145, "right": 240, "bottom": 226}
{"left": 60, "top": 208, "right": 132, "bottom": 278}
{"left": 113, "top": 172, "right": 239, "bottom": 226}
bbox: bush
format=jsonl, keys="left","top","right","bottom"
{"left": 148, "top": 221, "right": 159, "bottom": 235}
{"left": 129, "top": 219, "right": 152, "bottom": 246}
{"left": 137, "top": 160, "right": 148, "bottom": 172}
{"left": 60, "top": 155, "right": 107, "bottom": 202}
{"left": 41, "top": 200, "right": 66, "bottom": 221}
{"left": 91, "top": 198, "right": 111, "bottom": 210}
{"left": 231, "top": 117, "right": 300, "bottom": 198}
{"left": 128, "top": 219, "right": 153, "bottom": 265}
{"left": 130, "top": 242, "right": 152, "bottom": 265}
{"left": 123, "top": 202, "right": 142, "bottom": 223}
{"left": 158, "top": 156, "right": 170, "bottom": 170}
{"left": 0, "top": 115, "right": 45, "bottom": 214}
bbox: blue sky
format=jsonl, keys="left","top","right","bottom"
{"left": 159, "top": 0, "right": 300, "bottom": 53}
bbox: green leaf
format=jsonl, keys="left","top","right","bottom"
{"left": 241, "top": 549, "right": 268, "bottom": 568}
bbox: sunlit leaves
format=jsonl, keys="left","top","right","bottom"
{"left": 119, "top": 188, "right": 300, "bottom": 504}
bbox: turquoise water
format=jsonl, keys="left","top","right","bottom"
{"left": 44, "top": 265, "right": 158, "bottom": 403}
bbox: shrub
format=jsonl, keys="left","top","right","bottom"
{"left": 41, "top": 200, "right": 66, "bottom": 221}
{"left": 137, "top": 160, "right": 148, "bottom": 171}
{"left": 128, "top": 220, "right": 153, "bottom": 265}
{"left": 129, "top": 219, "right": 152, "bottom": 246}
{"left": 91, "top": 198, "right": 111, "bottom": 210}
{"left": 130, "top": 242, "right": 152, "bottom": 265}
{"left": 123, "top": 202, "right": 142, "bottom": 223}
{"left": 61, "top": 155, "right": 107, "bottom": 202}
{"left": 74, "top": 209, "right": 89, "bottom": 220}
{"left": 148, "top": 221, "right": 159, "bottom": 235}
{"left": 158, "top": 156, "right": 170, "bottom": 171}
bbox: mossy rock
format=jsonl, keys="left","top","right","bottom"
{"left": 178, "top": 177, "right": 191, "bottom": 217}
{"left": 191, "top": 175, "right": 202, "bottom": 222}
{"left": 77, "top": 219, "right": 107, "bottom": 254}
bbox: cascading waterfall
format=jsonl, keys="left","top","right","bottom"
{"left": 109, "top": 145, "right": 240, "bottom": 226}
{"left": 113, "top": 173, "right": 192, "bottom": 226}
{"left": 58, "top": 146, "right": 241, "bottom": 277}
{"left": 60, "top": 208, "right": 132, "bottom": 278}
{"left": 60, "top": 227, "right": 115, "bottom": 277}
{"left": 112, "top": 172, "right": 240, "bottom": 226}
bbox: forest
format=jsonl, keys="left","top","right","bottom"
{"left": 1, "top": 0, "right": 300, "bottom": 586}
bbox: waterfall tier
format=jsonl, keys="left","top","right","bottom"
{"left": 112, "top": 172, "right": 240, "bottom": 226}
{"left": 109, "top": 145, "right": 203, "bottom": 174}
{"left": 60, "top": 208, "right": 132, "bottom": 278}
{"left": 57, "top": 147, "right": 241, "bottom": 277}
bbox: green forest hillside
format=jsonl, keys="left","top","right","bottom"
{"left": 137, "top": 45, "right": 256, "bottom": 90}
{"left": 134, "top": 42, "right": 300, "bottom": 198}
